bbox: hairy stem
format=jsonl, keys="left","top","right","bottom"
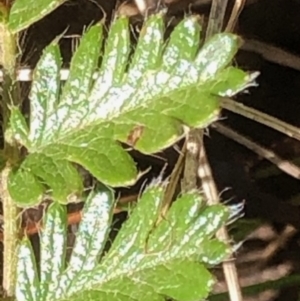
{"left": 1, "top": 165, "right": 20, "bottom": 297}
{"left": 0, "top": 3, "right": 21, "bottom": 297}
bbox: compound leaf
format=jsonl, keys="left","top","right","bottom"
{"left": 16, "top": 184, "right": 232, "bottom": 301}
{"left": 9, "top": 15, "right": 258, "bottom": 206}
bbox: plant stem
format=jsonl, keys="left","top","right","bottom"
{"left": 221, "top": 97, "right": 300, "bottom": 142}
{"left": 182, "top": 1, "right": 244, "bottom": 301}
{"left": 198, "top": 147, "right": 243, "bottom": 301}
{"left": 0, "top": 164, "right": 20, "bottom": 297}
{"left": 206, "top": 0, "right": 228, "bottom": 39}
{"left": 213, "top": 122, "right": 300, "bottom": 180}
{"left": 225, "top": 0, "right": 245, "bottom": 32}
{"left": 181, "top": 130, "right": 202, "bottom": 193}
{"left": 0, "top": 3, "right": 21, "bottom": 297}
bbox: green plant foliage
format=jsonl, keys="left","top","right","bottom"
{"left": 8, "top": 14, "right": 258, "bottom": 206}
{"left": 9, "top": 0, "right": 67, "bottom": 33}
{"left": 16, "top": 183, "right": 232, "bottom": 301}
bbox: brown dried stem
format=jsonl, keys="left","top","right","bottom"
{"left": 181, "top": 1, "right": 244, "bottom": 300}
{"left": 213, "top": 122, "right": 300, "bottom": 179}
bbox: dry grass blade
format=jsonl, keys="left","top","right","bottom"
{"left": 206, "top": 0, "right": 228, "bottom": 38}
{"left": 225, "top": 0, "right": 245, "bottom": 32}
{"left": 221, "top": 98, "right": 300, "bottom": 142}
{"left": 181, "top": 131, "right": 202, "bottom": 193}
{"left": 213, "top": 122, "right": 300, "bottom": 180}
{"left": 242, "top": 39, "right": 300, "bottom": 72}
{"left": 198, "top": 146, "right": 243, "bottom": 301}
{"left": 257, "top": 225, "right": 297, "bottom": 267}
{"left": 155, "top": 142, "right": 186, "bottom": 226}
{"left": 183, "top": 1, "right": 243, "bottom": 300}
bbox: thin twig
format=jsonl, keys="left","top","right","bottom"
{"left": 181, "top": 131, "right": 203, "bottom": 192}
{"left": 198, "top": 147, "right": 243, "bottom": 301}
{"left": 160, "top": 141, "right": 186, "bottom": 219}
{"left": 221, "top": 98, "right": 300, "bottom": 142}
{"left": 0, "top": 12, "right": 21, "bottom": 296}
{"left": 241, "top": 39, "right": 300, "bottom": 72}
{"left": 257, "top": 225, "right": 297, "bottom": 266}
{"left": 1, "top": 165, "right": 20, "bottom": 297}
{"left": 225, "top": 0, "right": 245, "bottom": 32}
{"left": 205, "top": 0, "right": 228, "bottom": 38}
{"left": 133, "top": 0, "right": 148, "bottom": 14}
{"left": 183, "top": 1, "right": 243, "bottom": 301}
{"left": 213, "top": 122, "right": 300, "bottom": 179}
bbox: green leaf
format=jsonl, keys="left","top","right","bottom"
{"left": 16, "top": 185, "right": 231, "bottom": 301}
{"left": 39, "top": 202, "right": 67, "bottom": 301}
{"left": 16, "top": 238, "right": 40, "bottom": 301}
{"left": 29, "top": 43, "right": 61, "bottom": 148}
{"left": 198, "top": 238, "right": 230, "bottom": 265}
{"left": 8, "top": 167, "right": 44, "bottom": 206}
{"left": 9, "top": 0, "right": 67, "bottom": 33}
{"left": 127, "top": 14, "right": 164, "bottom": 84}
{"left": 60, "top": 186, "right": 115, "bottom": 292}
{"left": 9, "top": 24, "right": 102, "bottom": 205}
{"left": 9, "top": 15, "right": 258, "bottom": 206}
{"left": 209, "top": 66, "right": 260, "bottom": 96}
{"left": 146, "top": 260, "right": 213, "bottom": 301}
{"left": 9, "top": 107, "right": 29, "bottom": 146}
{"left": 23, "top": 154, "right": 83, "bottom": 204}
{"left": 59, "top": 25, "right": 102, "bottom": 105}
{"left": 195, "top": 33, "right": 240, "bottom": 81}
{"left": 162, "top": 15, "right": 202, "bottom": 71}
{"left": 97, "top": 17, "right": 130, "bottom": 85}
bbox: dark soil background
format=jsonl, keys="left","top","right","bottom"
{"left": 5, "top": 0, "right": 300, "bottom": 300}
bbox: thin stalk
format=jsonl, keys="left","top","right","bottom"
{"left": 198, "top": 146, "right": 243, "bottom": 301}
{"left": 0, "top": 3, "right": 21, "bottom": 297}
{"left": 213, "top": 122, "right": 300, "bottom": 180}
{"left": 225, "top": 0, "right": 245, "bottom": 32}
{"left": 206, "top": 0, "right": 228, "bottom": 39}
{"left": 0, "top": 165, "right": 20, "bottom": 297}
{"left": 205, "top": 2, "right": 243, "bottom": 300}
{"left": 221, "top": 97, "right": 300, "bottom": 141}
